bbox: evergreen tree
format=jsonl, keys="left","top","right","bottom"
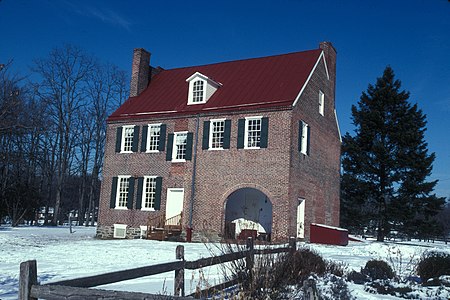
{"left": 341, "top": 66, "right": 444, "bottom": 241}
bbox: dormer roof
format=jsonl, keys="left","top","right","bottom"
{"left": 186, "top": 72, "right": 222, "bottom": 105}
{"left": 109, "top": 48, "right": 324, "bottom": 121}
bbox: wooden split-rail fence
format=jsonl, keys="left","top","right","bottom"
{"left": 19, "top": 237, "right": 297, "bottom": 300}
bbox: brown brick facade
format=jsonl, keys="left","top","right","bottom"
{"left": 97, "top": 43, "right": 341, "bottom": 242}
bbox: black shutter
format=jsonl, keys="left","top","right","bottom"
{"left": 115, "top": 127, "right": 122, "bottom": 153}
{"left": 110, "top": 177, "right": 118, "bottom": 208}
{"left": 136, "top": 177, "right": 144, "bottom": 210}
{"left": 154, "top": 177, "right": 162, "bottom": 210}
{"left": 158, "top": 124, "right": 166, "bottom": 151}
{"left": 202, "top": 121, "right": 210, "bottom": 150}
{"left": 141, "top": 126, "right": 148, "bottom": 152}
{"left": 306, "top": 125, "right": 311, "bottom": 156}
{"left": 132, "top": 126, "right": 140, "bottom": 152}
{"left": 298, "top": 121, "right": 303, "bottom": 152}
{"left": 185, "top": 132, "right": 194, "bottom": 160}
{"left": 237, "top": 119, "right": 245, "bottom": 149}
{"left": 166, "top": 133, "right": 174, "bottom": 161}
{"left": 127, "top": 177, "right": 135, "bottom": 209}
{"left": 260, "top": 117, "right": 269, "bottom": 148}
{"left": 223, "top": 120, "right": 231, "bottom": 149}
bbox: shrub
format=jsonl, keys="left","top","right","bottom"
{"left": 319, "top": 274, "right": 356, "bottom": 300}
{"left": 286, "top": 248, "right": 327, "bottom": 283}
{"left": 327, "top": 261, "right": 347, "bottom": 277}
{"left": 416, "top": 251, "right": 450, "bottom": 282}
{"left": 361, "top": 260, "right": 395, "bottom": 280}
{"left": 347, "top": 270, "right": 368, "bottom": 284}
{"left": 365, "top": 281, "right": 412, "bottom": 296}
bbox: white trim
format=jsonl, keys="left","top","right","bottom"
{"left": 141, "top": 176, "right": 157, "bottom": 210}
{"left": 120, "top": 125, "right": 135, "bottom": 153}
{"left": 186, "top": 72, "right": 222, "bottom": 105}
{"left": 186, "top": 72, "right": 222, "bottom": 87}
{"left": 209, "top": 118, "right": 226, "bottom": 150}
{"left": 115, "top": 175, "right": 131, "bottom": 209}
{"left": 244, "top": 116, "right": 263, "bottom": 149}
{"left": 319, "top": 90, "right": 325, "bottom": 116}
{"left": 146, "top": 123, "right": 162, "bottom": 153}
{"left": 334, "top": 109, "right": 342, "bottom": 143}
{"left": 188, "top": 79, "right": 207, "bottom": 104}
{"left": 300, "top": 121, "right": 309, "bottom": 155}
{"left": 113, "top": 224, "right": 127, "bottom": 238}
{"left": 292, "top": 51, "right": 329, "bottom": 107}
{"left": 172, "top": 131, "right": 188, "bottom": 162}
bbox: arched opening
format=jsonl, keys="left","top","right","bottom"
{"left": 224, "top": 188, "right": 272, "bottom": 241}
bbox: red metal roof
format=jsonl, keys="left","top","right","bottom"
{"left": 109, "top": 48, "right": 322, "bottom": 121}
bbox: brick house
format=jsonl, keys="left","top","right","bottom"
{"left": 96, "top": 42, "right": 341, "bottom": 242}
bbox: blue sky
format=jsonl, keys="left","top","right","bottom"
{"left": 1, "top": 0, "right": 449, "bottom": 197}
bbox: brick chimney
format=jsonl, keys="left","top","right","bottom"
{"left": 319, "top": 42, "right": 337, "bottom": 103}
{"left": 129, "top": 48, "right": 151, "bottom": 97}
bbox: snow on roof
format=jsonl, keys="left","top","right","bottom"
{"left": 311, "top": 223, "right": 348, "bottom": 232}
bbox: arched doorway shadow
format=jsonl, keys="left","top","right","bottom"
{"left": 224, "top": 188, "right": 272, "bottom": 242}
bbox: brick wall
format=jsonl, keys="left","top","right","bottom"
{"left": 97, "top": 46, "right": 341, "bottom": 242}
{"left": 288, "top": 49, "right": 341, "bottom": 240}
{"left": 98, "top": 109, "right": 294, "bottom": 241}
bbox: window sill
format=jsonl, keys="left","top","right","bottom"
{"left": 244, "top": 146, "right": 261, "bottom": 150}
{"left": 208, "top": 148, "right": 224, "bottom": 151}
{"left": 141, "top": 208, "right": 156, "bottom": 212}
{"left": 187, "top": 101, "right": 207, "bottom": 105}
{"left": 114, "top": 207, "right": 128, "bottom": 210}
{"left": 172, "top": 159, "right": 186, "bottom": 163}
{"left": 145, "top": 150, "right": 160, "bottom": 153}
{"left": 120, "top": 151, "right": 133, "bottom": 154}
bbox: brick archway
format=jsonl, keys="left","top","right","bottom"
{"left": 223, "top": 187, "right": 272, "bottom": 241}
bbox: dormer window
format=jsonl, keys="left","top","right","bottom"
{"left": 192, "top": 80, "right": 205, "bottom": 103}
{"left": 186, "top": 72, "right": 221, "bottom": 105}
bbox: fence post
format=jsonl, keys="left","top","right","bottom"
{"left": 174, "top": 245, "right": 185, "bottom": 296}
{"left": 289, "top": 236, "right": 297, "bottom": 254}
{"left": 19, "top": 260, "right": 37, "bottom": 300}
{"left": 246, "top": 237, "right": 254, "bottom": 283}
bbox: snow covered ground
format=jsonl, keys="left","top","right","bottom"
{"left": 0, "top": 226, "right": 449, "bottom": 299}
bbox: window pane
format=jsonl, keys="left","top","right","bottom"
{"left": 148, "top": 125, "right": 160, "bottom": 151}
{"left": 192, "top": 80, "right": 204, "bottom": 103}
{"left": 210, "top": 120, "right": 225, "bottom": 149}
{"left": 117, "top": 177, "right": 129, "bottom": 207}
{"left": 246, "top": 118, "right": 261, "bottom": 148}
{"left": 143, "top": 177, "right": 156, "bottom": 209}
{"left": 175, "top": 133, "right": 187, "bottom": 160}
{"left": 123, "top": 127, "right": 134, "bottom": 152}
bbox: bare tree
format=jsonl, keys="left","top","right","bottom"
{"left": 32, "top": 45, "right": 95, "bottom": 225}
{"left": 83, "top": 63, "right": 127, "bottom": 225}
{"left": 0, "top": 61, "right": 44, "bottom": 225}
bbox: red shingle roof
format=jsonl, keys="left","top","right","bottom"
{"left": 109, "top": 48, "right": 322, "bottom": 121}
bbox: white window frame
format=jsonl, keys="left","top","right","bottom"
{"left": 141, "top": 176, "right": 157, "bottom": 211}
{"left": 300, "top": 122, "right": 309, "bottom": 155}
{"left": 209, "top": 119, "right": 226, "bottom": 150}
{"left": 121, "top": 125, "right": 135, "bottom": 153}
{"left": 113, "top": 223, "right": 127, "bottom": 238}
{"left": 192, "top": 80, "right": 205, "bottom": 103}
{"left": 146, "top": 123, "right": 161, "bottom": 153}
{"left": 172, "top": 131, "right": 188, "bottom": 162}
{"left": 188, "top": 79, "right": 207, "bottom": 105}
{"left": 244, "top": 116, "right": 262, "bottom": 149}
{"left": 319, "top": 90, "right": 325, "bottom": 116}
{"left": 115, "top": 175, "right": 131, "bottom": 210}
